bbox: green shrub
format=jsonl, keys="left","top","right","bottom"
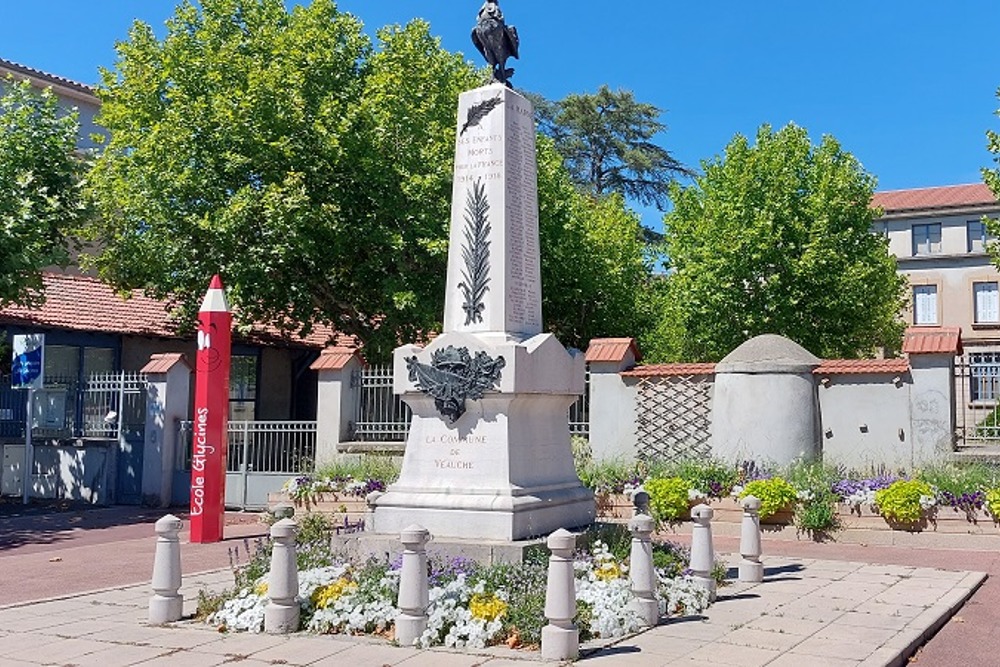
{"left": 739, "top": 477, "right": 798, "bottom": 519}
{"left": 576, "top": 458, "right": 642, "bottom": 495}
{"left": 987, "top": 488, "right": 1000, "bottom": 520}
{"left": 645, "top": 477, "right": 692, "bottom": 524}
{"left": 919, "top": 463, "right": 1000, "bottom": 499}
{"left": 646, "top": 458, "right": 738, "bottom": 498}
{"left": 314, "top": 456, "right": 401, "bottom": 485}
{"left": 874, "top": 479, "right": 935, "bottom": 524}
{"left": 795, "top": 491, "right": 840, "bottom": 535}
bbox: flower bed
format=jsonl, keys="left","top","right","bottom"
{"left": 202, "top": 532, "right": 715, "bottom": 650}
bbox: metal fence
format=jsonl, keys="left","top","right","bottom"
{"left": 350, "top": 366, "right": 412, "bottom": 442}
{"left": 177, "top": 420, "right": 318, "bottom": 473}
{"left": 0, "top": 371, "right": 146, "bottom": 440}
{"left": 956, "top": 353, "right": 1000, "bottom": 445}
{"left": 349, "top": 364, "right": 590, "bottom": 441}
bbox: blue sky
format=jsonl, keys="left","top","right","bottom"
{"left": 2, "top": 1, "right": 1000, "bottom": 227}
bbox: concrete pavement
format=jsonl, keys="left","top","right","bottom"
{"left": 0, "top": 552, "right": 984, "bottom": 666}
{"left": 0, "top": 504, "right": 992, "bottom": 665}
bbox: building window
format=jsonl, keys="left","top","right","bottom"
{"left": 912, "top": 223, "right": 942, "bottom": 255}
{"left": 970, "top": 352, "right": 1000, "bottom": 401}
{"left": 913, "top": 285, "right": 938, "bottom": 325}
{"left": 975, "top": 282, "right": 1000, "bottom": 323}
{"left": 230, "top": 354, "right": 258, "bottom": 421}
{"left": 968, "top": 220, "right": 991, "bottom": 253}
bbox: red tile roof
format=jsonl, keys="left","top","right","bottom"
{"left": 621, "top": 359, "right": 912, "bottom": 377}
{"left": 310, "top": 347, "right": 363, "bottom": 371}
{"left": 872, "top": 183, "right": 997, "bottom": 214}
{"left": 140, "top": 353, "right": 191, "bottom": 374}
{"left": 0, "top": 58, "right": 96, "bottom": 97}
{"left": 814, "top": 358, "right": 910, "bottom": 375}
{"left": 902, "top": 326, "right": 963, "bottom": 356}
{"left": 622, "top": 363, "right": 716, "bottom": 378}
{"left": 0, "top": 273, "right": 349, "bottom": 350}
{"left": 585, "top": 338, "right": 642, "bottom": 364}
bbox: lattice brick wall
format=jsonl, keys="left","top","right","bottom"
{"left": 635, "top": 375, "right": 714, "bottom": 462}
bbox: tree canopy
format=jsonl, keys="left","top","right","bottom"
{"left": 0, "top": 78, "right": 86, "bottom": 308}
{"left": 85, "top": 0, "right": 653, "bottom": 360}
{"left": 537, "top": 137, "right": 658, "bottom": 351}
{"left": 658, "top": 123, "right": 906, "bottom": 362}
{"left": 87, "top": 0, "right": 477, "bottom": 360}
{"left": 533, "top": 85, "right": 691, "bottom": 210}
{"left": 983, "top": 85, "right": 1000, "bottom": 253}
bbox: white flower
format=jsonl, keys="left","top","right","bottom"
{"left": 656, "top": 574, "right": 710, "bottom": 617}
{"left": 730, "top": 484, "right": 744, "bottom": 498}
{"left": 688, "top": 488, "right": 706, "bottom": 501}
{"left": 919, "top": 494, "right": 938, "bottom": 511}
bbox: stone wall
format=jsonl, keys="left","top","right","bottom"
{"left": 587, "top": 333, "right": 958, "bottom": 471}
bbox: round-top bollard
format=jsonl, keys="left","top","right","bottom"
{"left": 541, "top": 528, "right": 579, "bottom": 662}
{"left": 632, "top": 489, "right": 651, "bottom": 517}
{"left": 395, "top": 524, "right": 431, "bottom": 647}
{"left": 689, "top": 503, "right": 717, "bottom": 601}
{"left": 739, "top": 495, "right": 764, "bottom": 583}
{"left": 264, "top": 518, "right": 300, "bottom": 634}
{"left": 149, "top": 514, "right": 183, "bottom": 624}
{"left": 628, "top": 513, "right": 659, "bottom": 627}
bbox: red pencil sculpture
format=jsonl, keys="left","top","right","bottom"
{"left": 189, "top": 274, "right": 231, "bottom": 543}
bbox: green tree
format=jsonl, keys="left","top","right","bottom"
{"left": 660, "top": 123, "right": 906, "bottom": 362}
{"left": 532, "top": 85, "right": 691, "bottom": 210}
{"left": 983, "top": 86, "right": 1000, "bottom": 250}
{"left": 0, "top": 78, "right": 86, "bottom": 308}
{"left": 537, "top": 137, "right": 657, "bottom": 350}
{"left": 86, "top": 0, "right": 478, "bottom": 360}
{"left": 86, "top": 0, "right": 654, "bottom": 360}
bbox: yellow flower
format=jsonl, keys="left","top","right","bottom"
{"left": 595, "top": 561, "right": 622, "bottom": 581}
{"left": 469, "top": 593, "right": 508, "bottom": 621}
{"left": 311, "top": 578, "right": 357, "bottom": 609}
{"left": 253, "top": 581, "right": 269, "bottom": 597}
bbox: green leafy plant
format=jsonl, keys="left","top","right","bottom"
{"left": 739, "top": 477, "right": 798, "bottom": 520}
{"left": 576, "top": 458, "right": 642, "bottom": 496}
{"left": 795, "top": 490, "right": 840, "bottom": 536}
{"left": 645, "top": 458, "right": 738, "bottom": 499}
{"left": 986, "top": 488, "right": 1000, "bottom": 520}
{"left": 195, "top": 588, "right": 231, "bottom": 621}
{"left": 874, "top": 479, "right": 936, "bottom": 525}
{"left": 645, "top": 477, "right": 692, "bottom": 524}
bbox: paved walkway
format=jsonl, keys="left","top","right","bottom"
{"left": 0, "top": 552, "right": 984, "bottom": 666}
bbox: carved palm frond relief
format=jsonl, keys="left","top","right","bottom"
{"left": 460, "top": 96, "right": 503, "bottom": 136}
{"left": 458, "top": 178, "right": 491, "bottom": 325}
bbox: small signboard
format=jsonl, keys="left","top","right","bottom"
{"left": 11, "top": 335, "right": 45, "bottom": 390}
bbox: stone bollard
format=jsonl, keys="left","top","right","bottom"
{"left": 739, "top": 495, "right": 764, "bottom": 583}
{"left": 264, "top": 518, "right": 300, "bottom": 634}
{"left": 395, "top": 524, "right": 431, "bottom": 647}
{"left": 632, "top": 489, "right": 651, "bottom": 517}
{"left": 689, "top": 503, "right": 717, "bottom": 602}
{"left": 149, "top": 514, "right": 184, "bottom": 624}
{"left": 270, "top": 502, "right": 295, "bottom": 521}
{"left": 628, "top": 513, "right": 659, "bottom": 627}
{"left": 541, "top": 528, "right": 579, "bottom": 661}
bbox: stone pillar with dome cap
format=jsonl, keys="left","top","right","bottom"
{"left": 710, "top": 334, "right": 822, "bottom": 465}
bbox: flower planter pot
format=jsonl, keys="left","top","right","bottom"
{"left": 759, "top": 508, "right": 795, "bottom": 526}
{"left": 595, "top": 493, "right": 634, "bottom": 520}
{"left": 267, "top": 492, "right": 369, "bottom": 520}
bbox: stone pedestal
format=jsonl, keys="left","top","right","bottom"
{"left": 371, "top": 84, "right": 594, "bottom": 542}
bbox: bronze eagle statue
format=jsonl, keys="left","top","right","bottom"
{"left": 471, "top": 0, "right": 520, "bottom": 87}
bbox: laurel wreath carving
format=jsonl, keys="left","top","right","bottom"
{"left": 458, "top": 178, "right": 492, "bottom": 326}
{"left": 460, "top": 96, "right": 503, "bottom": 136}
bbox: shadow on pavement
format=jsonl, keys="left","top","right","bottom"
{"left": 0, "top": 499, "right": 164, "bottom": 551}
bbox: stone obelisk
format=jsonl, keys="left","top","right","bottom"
{"left": 370, "top": 4, "right": 594, "bottom": 541}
